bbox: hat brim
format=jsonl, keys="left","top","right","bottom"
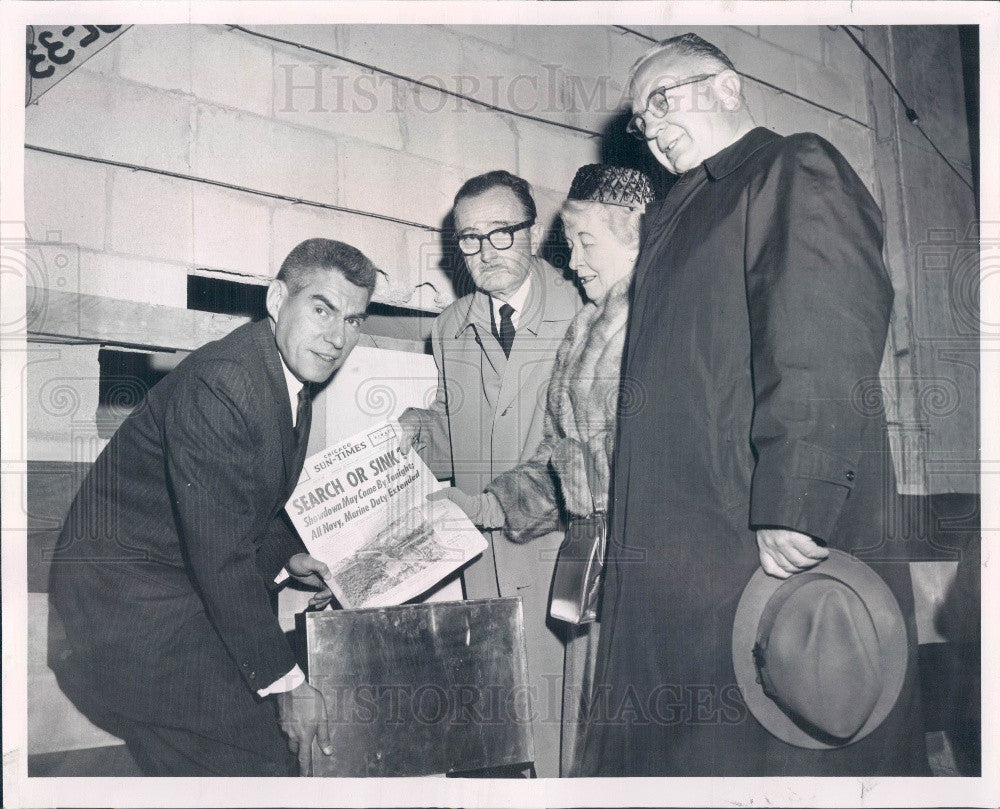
{"left": 732, "top": 549, "right": 908, "bottom": 749}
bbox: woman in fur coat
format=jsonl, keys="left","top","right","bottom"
{"left": 438, "top": 163, "right": 654, "bottom": 775}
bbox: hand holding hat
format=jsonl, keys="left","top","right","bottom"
{"left": 756, "top": 527, "right": 829, "bottom": 578}
{"left": 733, "top": 549, "right": 908, "bottom": 749}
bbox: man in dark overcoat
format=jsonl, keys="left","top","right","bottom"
{"left": 579, "top": 34, "right": 930, "bottom": 776}
{"left": 49, "top": 239, "right": 376, "bottom": 776}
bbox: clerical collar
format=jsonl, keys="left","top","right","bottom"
{"left": 703, "top": 126, "right": 778, "bottom": 180}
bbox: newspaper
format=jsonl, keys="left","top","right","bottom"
{"left": 285, "top": 421, "right": 486, "bottom": 609}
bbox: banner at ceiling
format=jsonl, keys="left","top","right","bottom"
{"left": 26, "top": 25, "right": 130, "bottom": 106}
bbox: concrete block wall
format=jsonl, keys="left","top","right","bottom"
{"left": 23, "top": 22, "right": 889, "bottom": 466}
{"left": 25, "top": 24, "right": 881, "bottom": 314}
{"left": 867, "top": 26, "right": 977, "bottom": 495}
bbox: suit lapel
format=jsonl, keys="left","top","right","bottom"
{"left": 495, "top": 317, "right": 564, "bottom": 417}
{"left": 477, "top": 323, "right": 507, "bottom": 381}
{"left": 454, "top": 290, "right": 505, "bottom": 406}
{"left": 470, "top": 293, "right": 506, "bottom": 378}
{"left": 250, "top": 318, "right": 296, "bottom": 485}
{"left": 495, "top": 260, "right": 578, "bottom": 416}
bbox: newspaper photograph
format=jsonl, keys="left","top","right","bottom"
{"left": 286, "top": 421, "right": 486, "bottom": 609}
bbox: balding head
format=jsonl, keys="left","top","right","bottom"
{"left": 628, "top": 33, "right": 755, "bottom": 174}
{"left": 628, "top": 33, "right": 736, "bottom": 98}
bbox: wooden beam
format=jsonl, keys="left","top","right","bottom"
{"left": 26, "top": 287, "right": 427, "bottom": 355}
{"left": 356, "top": 333, "right": 427, "bottom": 355}
{"left": 27, "top": 287, "right": 246, "bottom": 352}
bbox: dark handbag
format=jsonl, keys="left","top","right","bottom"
{"left": 549, "top": 510, "right": 606, "bottom": 625}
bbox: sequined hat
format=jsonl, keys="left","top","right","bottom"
{"left": 566, "top": 164, "right": 654, "bottom": 207}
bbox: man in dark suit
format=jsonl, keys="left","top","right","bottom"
{"left": 49, "top": 238, "right": 377, "bottom": 776}
{"left": 579, "top": 34, "right": 928, "bottom": 775}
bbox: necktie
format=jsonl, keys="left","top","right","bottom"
{"left": 294, "top": 385, "right": 312, "bottom": 455}
{"left": 498, "top": 303, "right": 516, "bottom": 359}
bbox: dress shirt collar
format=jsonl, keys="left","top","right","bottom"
{"left": 275, "top": 336, "right": 306, "bottom": 427}
{"left": 490, "top": 274, "right": 531, "bottom": 330}
{"left": 455, "top": 256, "right": 573, "bottom": 339}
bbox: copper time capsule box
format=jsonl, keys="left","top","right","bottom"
{"left": 304, "top": 597, "right": 534, "bottom": 777}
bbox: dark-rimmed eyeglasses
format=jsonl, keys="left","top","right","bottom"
{"left": 456, "top": 219, "right": 534, "bottom": 256}
{"left": 626, "top": 73, "right": 719, "bottom": 141}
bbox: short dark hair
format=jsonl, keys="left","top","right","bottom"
{"left": 276, "top": 238, "right": 378, "bottom": 296}
{"left": 453, "top": 170, "right": 537, "bottom": 223}
{"left": 629, "top": 33, "right": 736, "bottom": 94}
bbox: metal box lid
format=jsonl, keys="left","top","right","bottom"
{"left": 304, "top": 597, "right": 534, "bottom": 776}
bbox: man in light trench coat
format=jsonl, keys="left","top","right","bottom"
{"left": 399, "top": 170, "right": 581, "bottom": 777}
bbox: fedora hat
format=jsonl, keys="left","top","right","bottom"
{"left": 732, "top": 549, "right": 908, "bottom": 748}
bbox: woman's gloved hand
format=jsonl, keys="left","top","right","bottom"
{"left": 427, "top": 488, "right": 506, "bottom": 529}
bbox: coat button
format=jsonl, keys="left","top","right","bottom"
{"left": 845, "top": 470, "right": 855, "bottom": 482}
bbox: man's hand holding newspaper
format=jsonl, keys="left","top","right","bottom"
{"left": 284, "top": 421, "right": 486, "bottom": 610}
